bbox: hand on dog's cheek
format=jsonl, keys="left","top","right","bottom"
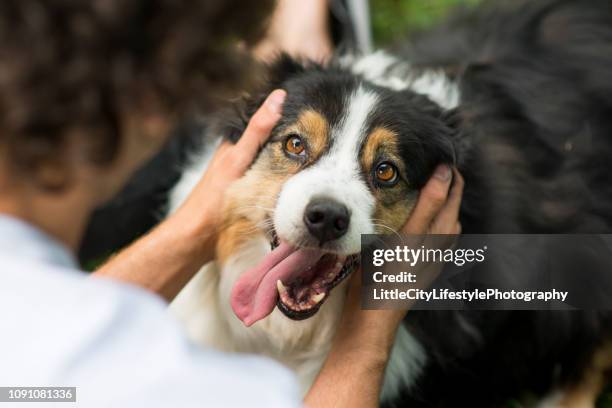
{"left": 172, "top": 90, "right": 287, "bottom": 258}
{"left": 306, "top": 166, "right": 463, "bottom": 408}
{"left": 95, "top": 90, "right": 286, "bottom": 303}
{"left": 340, "top": 166, "right": 462, "bottom": 346}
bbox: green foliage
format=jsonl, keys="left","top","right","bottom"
{"left": 370, "top": 0, "right": 481, "bottom": 45}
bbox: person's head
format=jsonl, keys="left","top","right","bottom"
{"left": 0, "top": 0, "right": 272, "bottom": 246}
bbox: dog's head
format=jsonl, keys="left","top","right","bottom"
{"left": 218, "top": 55, "right": 457, "bottom": 326}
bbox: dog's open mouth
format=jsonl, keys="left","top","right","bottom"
{"left": 270, "top": 232, "right": 359, "bottom": 321}
{"left": 230, "top": 230, "right": 359, "bottom": 326}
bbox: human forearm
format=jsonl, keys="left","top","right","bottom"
{"left": 305, "top": 346, "right": 390, "bottom": 408}
{"left": 93, "top": 91, "right": 286, "bottom": 302}
{"left": 305, "top": 304, "right": 400, "bottom": 408}
{"left": 94, "top": 209, "right": 215, "bottom": 302}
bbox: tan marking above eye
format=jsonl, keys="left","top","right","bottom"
{"left": 361, "top": 127, "right": 403, "bottom": 178}
{"left": 285, "top": 135, "right": 305, "bottom": 155}
{"left": 282, "top": 110, "right": 329, "bottom": 161}
{"left": 361, "top": 128, "right": 414, "bottom": 234}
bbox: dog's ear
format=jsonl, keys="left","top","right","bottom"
{"left": 441, "top": 106, "right": 472, "bottom": 168}
{"left": 394, "top": 91, "right": 461, "bottom": 187}
{"left": 218, "top": 54, "right": 307, "bottom": 144}
{"left": 266, "top": 53, "right": 307, "bottom": 90}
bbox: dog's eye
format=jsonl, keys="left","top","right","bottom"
{"left": 284, "top": 134, "right": 306, "bottom": 157}
{"left": 374, "top": 162, "right": 398, "bottom": 186}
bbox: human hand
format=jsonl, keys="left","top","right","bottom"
{"left": 305, "top": 165, "right": 464, "bottom": 407}
{"left": 338, "top": 165, "right": 464, "bottom": 355}
{"left": 96, "top": 91, "right": 285, "bottom": 302}
{"left": 173, "top": 89, "right": 287, "bottom": 246}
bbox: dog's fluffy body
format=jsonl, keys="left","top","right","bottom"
{"left": 162, "top": 1, "right": 612, "bottom": 406}
{"left": 166, "top": 57, "right": 456, "bottom": 395}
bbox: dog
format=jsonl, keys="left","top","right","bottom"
{"left": 82, "top": 0, "right": 612, "bottom": 406}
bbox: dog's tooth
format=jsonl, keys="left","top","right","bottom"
{"left": 312, "top": 292, "right": 325, "bottom": 304}
{"left": 276, "top": 280, "right": 287, "bottom": 295}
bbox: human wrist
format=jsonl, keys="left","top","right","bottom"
{"left": 335, "top": 341, "right": 391, "bottom": 371}
{"left": 308, "top": 332, "right": 391, "bottom": 407}
{"left": 336, "top": 329, "right": 397, "bottom": 365}
{"left": 164, "top": 204, "right": 217, "bottom": 266}
{"left": 331, "top": 313, "right": 402, "bottom": 367}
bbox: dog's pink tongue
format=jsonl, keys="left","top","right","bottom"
{"left": 231, "top": 241, "right": 321, "bottom": 326}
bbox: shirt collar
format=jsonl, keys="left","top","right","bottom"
{"left": 0, "top": 214, "right": 78, "bottom": 269}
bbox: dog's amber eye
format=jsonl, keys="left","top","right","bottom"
{"left": 284, "top": 134, "right": 305, "bottom": 156}
{"left": 375, "top": 162, "right": 398, "bottom": 186}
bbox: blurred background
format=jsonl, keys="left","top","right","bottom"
{"left": 371, "top": 0, "right": 481, "bottom": 45}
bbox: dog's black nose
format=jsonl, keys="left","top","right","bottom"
{"left": 304, "top": 197, "right": 350, "bottom": 244}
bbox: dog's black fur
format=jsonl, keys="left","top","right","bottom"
{"left": 81, "top": 0, "right": 612, "bottom": 405}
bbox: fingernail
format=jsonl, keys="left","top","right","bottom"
{"left": 266, "top": 89, "right": 286, "bottom": 115}
{"left": 433, "top": 164, "right": 451, "bottom": 181}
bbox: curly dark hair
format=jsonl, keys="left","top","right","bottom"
{"left": 0, "top": 0, "right": 273, "bottom": 179}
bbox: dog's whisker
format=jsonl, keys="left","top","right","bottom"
{"left": 255, "top": 221, "right": 274, "bottom": 229}
{"left": 371, "top": 222, "right": 402, "bottom": 241}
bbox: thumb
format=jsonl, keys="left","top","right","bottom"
{"left": 235, "top": 89, "right": 287, "bottom": 159}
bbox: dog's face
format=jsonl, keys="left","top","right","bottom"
{"left": 220, "top": 58, "right": 456, "bottom": 326}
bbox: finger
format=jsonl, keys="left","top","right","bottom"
{"left": 429, "top": 168, "right": 464, "bottom": 234}
{"left": 235, "top": 89, "right": 286, "bottom": 161}
{"left": 216, "top": 140, "right": 233, "bottom": 154}
{"left": 208, "top": 140, "right": 233, "bottom": 166}
{"left": 402, "top": 164, "right": 453, "bottom": 234}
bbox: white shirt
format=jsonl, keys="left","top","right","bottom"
{"left": 0, "top": 215, "right": 301, "bottom": 407}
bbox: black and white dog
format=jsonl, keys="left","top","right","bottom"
{"left": 84, "top": 1, "right": 612, "bottom": 406}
